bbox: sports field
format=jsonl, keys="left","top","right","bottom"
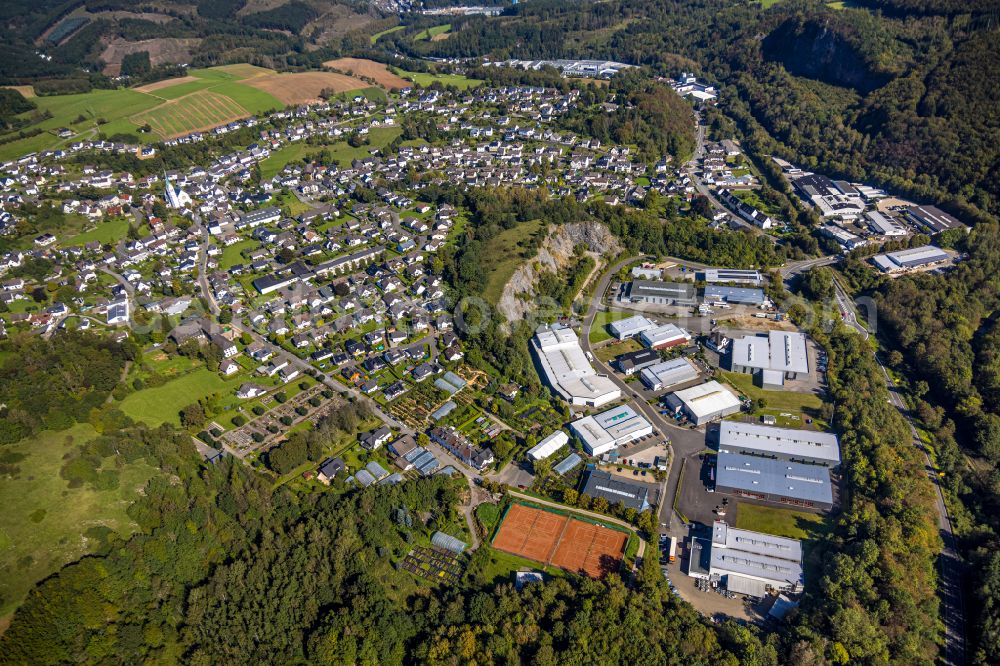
{"left": 491, "top": 503, "right": 627, "bottom": 578}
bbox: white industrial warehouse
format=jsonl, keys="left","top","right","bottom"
{"left": 664, "top": 381, "right": 742, "bottom": 425}
{"left": 688, "top": 521, "right": 804, "bottom": 596}
{"left": 871, "top": 245, "right": 950, "bottom": 273}
{"left": 640, "top": 357, "right": 699, "bottom": 391}
{"left": 640, "top": 323, "right": 691, "bottom": 349}
{"left": 532, "top": 325, "right": 621, "bottom": 408}
{"left": 717, "top": 421, "right": 841, "bottom": 467}
{"left": 730, "top": 331, "right": 809, "bottom": 387}
{"left": 609, "top": 315, "right": 655, "bottom": 340}
{"left": 571, "top": 404, "right": 653, "bottom": 455}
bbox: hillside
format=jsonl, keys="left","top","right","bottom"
{"left": 393, "top": 0, "right": 1000, "bottom": 226}
{"left": 0, "top": 0, "right": 382, "bottom": 91}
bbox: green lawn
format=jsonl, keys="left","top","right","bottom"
{"left": 370, "top": 25, "right": 405, "bottom": 44}
{"left": 219, "top": 238, "right": 259, "bottom": 270}
{"left": 595, "top": 338, "right": 642, "bottom": 363}
{"left": 466, "top": 546, "right": 564, "bottom": 587}
{"left": 0, "top": 88, "right": 161, "bottom": 160}
{"left": 120, "top": 368, "right": 241, "bottom": 426}
{"left": 394, "top": 68, "right": 483, "bottom": 90}
{"left": 276, "top": 191, "right": 314, "bottom": 217}
{"left": 481, "top": 218, "right": 548, "bottom": 305}
{"left": 61, "top": 217, "right": 130, "bottom": 247}
{"left": 415, "top": 23, "right": 451, "bottom": 40}
{"left": 718, "top": 370, "right": 825, "bottom": 413}
{"left": 260, "top": 144, "right": 308, "bottom": 180}
{"left": 735, "top": 503, "right": 827, "bottom": 541}
{"left": 321, "top": 126, "right": 403, "bottom": 166}
{"left": 588, "top": 310, "right": 634, "bottom": 344}
{"left": 0, "top": 423, "right": 158, "bottom": 618}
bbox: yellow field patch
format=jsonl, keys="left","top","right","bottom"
{"left": 130, "top": 90, "right": 250, "bottom": 139}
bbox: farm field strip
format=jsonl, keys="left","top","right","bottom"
{"left": 131, "top": 90, "right": 250, "bottom": 139}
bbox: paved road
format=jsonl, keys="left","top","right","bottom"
{"left": 829, "top": 267, "right": 964, "bottom": 665}
{"left": 779, "top": 255, "right": 837, "bottom": 279}
{"left": 194, "top": 223, "right": 413, "bottom": 436}
{"left": 681, "top": 114, "right": 756, "bottom": 233}
{"left": 874, "top": 353, "right": 966, "bottom": 666}
{"left": 579, "top": 255, "right": 697, "bottom": 533}
{"left": 831, "top": 273, "right": 870, "bottom": 339}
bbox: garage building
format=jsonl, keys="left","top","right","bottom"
{"left": 640, "top": 357, "right": 699, "bottom": 391}
{"left": 664, "top": 381, "right": 742, "bottom": 425}
{"left": 571, "top": 404, "right": 654, "bottom": 455}
{"left": 714, "top": 452, "right": 834, "bottom": 511}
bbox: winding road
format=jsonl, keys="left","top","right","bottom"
{"left": 832, "top": 265, "right": 965, "bottom": 665}
{"left": 194, "top": 220, "right": 413, "bottom": 439}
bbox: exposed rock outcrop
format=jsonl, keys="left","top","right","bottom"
{"left": 497, "top": 221, "right": 621, "bottom": 323}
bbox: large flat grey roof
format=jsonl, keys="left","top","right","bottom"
{"left": 703, "top": 285, "right": 765, "bottom": 304}
{"left": 709, "top": 520, "right": 804, "bottom": 589}
{"left": 715, "top": 452, "right": 833, "bottom": 506}
{"left": 629, "top": 280, "right": 696, "bottom": 299}
{"left": 719, "top": 421, "right": 840, "bottom": 465}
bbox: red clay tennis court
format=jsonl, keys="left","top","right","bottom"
{"left": 491, "top": 503, "right": 628, "bottom": 578}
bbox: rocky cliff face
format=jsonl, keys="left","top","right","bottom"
{"left": 497, "top": 221, "right": 621, "bottom": 323}
{"left": 762, "top": 16, "right": 890, "bottom": 93}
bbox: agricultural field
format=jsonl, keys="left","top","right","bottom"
{"left": 0, "top": 61, "right": 402, "bottom": 157}
{"left": 0, "top": 88, "right": 161, "bottom": 160}
{"left": 323, "top": 57, "right": 411, "bottom": 90}
{"left": 0, "top": 424, "right": 158, "bottom": 619}
{"left": 244, "top": 71, "right": 370, "bottom": 106}
{"left": 131, "top": 90, "right": 251, "bottom": 140}
{"left": 392, "top": 68, "right": 483, "bottom": 90}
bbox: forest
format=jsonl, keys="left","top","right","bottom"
{"left": 0, "top": 420, "right": 768, "bottom": 665}
{"left": 868, "top": 222, "right": 1000, "bottom": 663}
{"left": 400, "top": 0, "right": 1000, "bottom": 225}
{"left": 0, "top": 332, "right": 136, "bottom": 445}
